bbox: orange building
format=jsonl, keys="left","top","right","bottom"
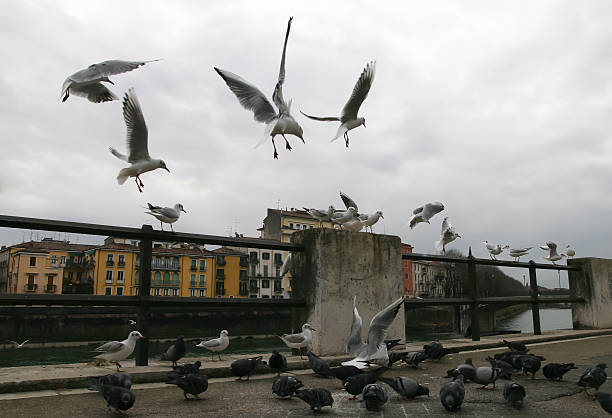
{"left": 401, "top": 243, "right": 414, "bottom": 296}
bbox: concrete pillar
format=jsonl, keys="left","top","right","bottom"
{"left": 569, "top": 258, "right": 612, "bottom": 329}
{"left": 290, "top": 229, "right": 405, "bottom": 356}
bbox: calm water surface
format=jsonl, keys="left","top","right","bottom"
{"left": 497, "top": 308, "right": 572, "bottom": 333}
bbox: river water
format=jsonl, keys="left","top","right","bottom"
{"left": 496, "top": 308, "right": 573, "bottom": 333}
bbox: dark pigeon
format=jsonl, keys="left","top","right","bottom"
{"left": 172, "top": 360, "right": 202, "bottom": 376}
{"left": 543, "top": 363, "right": 577, "bottom": 381}
{"left": 403, "top": 351, "right": 428, "bottom": 367}
{"left": 502, "top": 339, "right": 528, "bottom": 353}
{"left": 231, "top": 356, "right": 266, "bottom": 381}
{"left": 509, "top": 354, "right": 546, "bottom": 371}
{"left": 440, "top": 375, "right": 465, "bottom": 412}
{"left": 423, "top": 341, "right": 454, "bottom": 360}
{"left": 384, "top": 339, "right": 402, "bottom": 351}
{"left": 595, "top": 392, "right": 612, "bottom": 414}
{"left": 272, "top": 376, "right": 304, "bottom": 398}
{"left": 330, "top": 365, "right": 364, "bottom": 382}
{"left": 89, "top": 372, "right": 132, "bottom": 391}
{"left": 362, "top": 383, "right": 388, "bottom": 411}
{"left": 446, "top": 358, "right": 476, "bottom": 382}
{"left": 166, "top": 373, "right": 209, "bottom": 400}
{"left": 379, "top": 376, "right": 429, "bottom": 399}
{"left": 101, "top": 385, "right": 136, "bottom": 413}
{"left": 307, "top": 352, "right": 333, "bottom": 377}
{"left": 503, "top": 381, "right": 526, "bottom": 406}
{"left": 269, "top": 350, "right": 287, "bottom": 376}
{"left": 343, "top": 367, "right": 388, "bottom": 400}
{"left": 294, "top": 388, "right": 334, "bottom": 412}
{"left": 387, "top": 351, "right": 405, "bottom": 367}
{"left": 160, "top": 336, "right": 186, "bottom": 367}
{"left": 578, "top": 363, "right": 607, "bottom": 393}
{"left": 486, "top": 356, "right": 513, "bottom": 380}
{"left": 520, "top": 356, "right": 541, "bottom": 379}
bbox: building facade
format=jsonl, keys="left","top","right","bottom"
{"left": 412, "top": 259, "right": 462, "bottom": 298}
{"left": 401, "top": 243, "right": 414, "bottom": 296}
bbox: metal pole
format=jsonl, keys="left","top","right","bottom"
{"left": 468, "top": 247, "right": 480, "bottom": 341}
{"left": 136, "top": 225, "right": 153, "bottom": 366}
{"left": 528, "top": 261, "right": 542, "bottom": 335}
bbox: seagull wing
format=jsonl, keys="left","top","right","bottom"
{"left": 215, "top": 67, "right": 277, "bottom": 123}
{"left": 69, "top": 83, "right": 118, "bottom": 103}
{"left": 441, "top": 217, "right": 451, "bottom": 234}
{"left": 70, "top": 59, "right": 160, "bottom": 83}
{"left": 299, "top": 110, "right": 340, "bottom": 122}
{"left": 122, "top": 88, "right": 150, "bottom": 163}
{"left": 412, "top": 205, "right": 424, "bottom": 215}
{"left": 20, "top": 340, "right": 29, "bottom": 345}
{"left": 365, "top": 296, "right": 404, "bottom": 357}
{"left": 423, "top": 202, "right": 445, "bottom": 220}
{"left": 280, "top": 253, "right": 292, "bottom": 277}
{"left": 201, "top": 338, "right": 222, "bottom": 348}
{"left": 109, "top": 147, "right": 129, "bottom": 162}
{"left": 340, "top": 191, "right": 358, "bottom": 212}
{"left": 340, "top": 61, "right": 376, "bottom": 123}
{"left": 151, "top": 206, "right": 179, "bottom": 218}
{"left": 95, "top": 341, "right": 125, "bottom": 353}
{"left": 272, "top": 17, "right": 292, "bottom": 115}
{"left": 347, "top": 296, "right": 367, "bottom": 356}
{"left": 282, "top": 333, "right": 306, "bottom": 344}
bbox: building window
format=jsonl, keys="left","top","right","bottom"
{"left": 262, "top": 279, "right": 270, "bottom": 288}
{"left": 51, "top": 255, "right": 57, "bottom": 266}
{"left": 263, "top": 265, "right": 268, "bottom": 277}
{"left": 135, "top": 287, "right": 139, "bottom": 296}
{"left": 239, "top": 270, "right": 247, "bottom": 281}
{"left": 190, "top": 289, "right": 197, "bottom": 297}
{"left": 199, "top": 289, "right": 206, "bottom": 297}
{"left": 116, "top": 287, "right": 123, "bottom": 296}
{"left": 191, "top": 258, "right": 197, "bottom": 271}
{"left": 200, "top": 259, "right": 206, "bottom": 271}
{"left": 153, "top": 271, "right": 161, "bottom": 285}
{"left": 135, "top": 271, "right": 139, "bottom": 285}
{"left": 276, "top": 267, "right": 281, "bottom": 277}
{"left": 274, "top": 253, "right": 282, "bottom": 264}
{"left": 239, "top": 282, "right": 248, "bottom": 295}
{"left": 172, "top": 288, "right": 179, "bottom": 296}
{"left": 262, "top": 295, "right": 270, "bottom": 298}
{"left": 289, "top": 223, "right": 293, "bottom": 229}
{"left": 118, "top": 254, "right": 125, "bottom": 267}
{"left": 76, "top": 271, "right": 82, "bottom": 281}
{"left": 190, "top": 274, "right": 196, "bottom": 287}
{"left": 117, "top": 271, "right": 124, "bottom": 283}
{"left": 105, "top": 287, "right": 112, "bottom": 295}
{"left": 60, "top": 255, "right": 66, "bottom": 266}
{"left": 216, "top": 269, "right": 225, "bottom": 280}
{"left": 250, "top": 280, "right": 258, "bottom": 292}
{"left": 105, "top": 271, "right": 113, "bottom": 283}
{"left": 29, "top": 256, "right": 36, "bottom": 267}
{"left": 163, "top": 272, "right": 170, "bottom": 285}
{"left": 262, "top": 252, "right": 270, "bottom": 260}
{"left": 172, "top": 272, "right": 179, "bottom": 285}
{"left": 215, "top": 282, "right": 225, "bottom": 296}
{"left": 199, "top": 275, "right": 206, "bottom": 287}
{"left": 250, "top": 265, "right": 256, "bottom": 277}
{"left": 249, "top": 251, "right": 258, "bottom": 263}
{"left": 274, "top": 280, "right": 282, "bottom": 292}
{"left": 216, "top": 255, "right": 226, "bottom": 265}
{"left": 68, "top": 271, "right": 74, "bottom": 280}
{"left": 106, "top": 254, "right": 114, "bottom": 266}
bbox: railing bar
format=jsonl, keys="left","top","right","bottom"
{"left": 402, "top": 253, "right": 579, "bottom": 270}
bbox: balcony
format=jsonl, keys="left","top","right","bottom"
{"left": 152, "top": 260, "right": 180, "bottom": 271}
{"left": 24, "top": 284, "right": 38, "bottom": 292}
{"left": 65, "top": 260, "right": 94, "bottom": 269}
{"left": 45, "top": 284, "right": 57, "bottom": 293}
{"left": 249, "top": 287, "right": 259, "bottom": 293}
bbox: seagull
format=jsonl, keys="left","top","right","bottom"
{"left": 279, "top": 253, "right": 292, "bottom": 278}
{"left": 60, "top": 59, "right": 160, "bottom": 103}
{"left": 109, "top": 88, "right": 170, "bottom": 192}
{"left": 303, "top": 206, "right": 335, "bottom": 226}
{"left": 196, "top": 330, "right": 229, "bottom": 361}
{"left": 408, "top": 202, "right": 445, "bottom": 229}
{"left": 342, "top": 217, "right": 365, "bottom": 232}
{"left": 278, "top": 324, "right": 315, "bottom": 359}
{"left": 342, "top": 296, "right": 405, "bottom": 369}
{"left": 566, "top": 245, "right": 576, "bottom": 258}
{"left": 92, "top": 331, "right": 144, "bottom": 371}
{"left": 214, "top": 17, "right": 304, "bottom": 159}
{"left": 508, "top": 247, "right": 532, "bottom": 262}
{"left": 8, "top": 340, "right": 29, "bottom": 348}
{"left": 145, "top": 203, "right": 186, "bottom": 232}
{"left": 435, "top": 217, "right": 461, "bottom": 253}
{"left": 339, "top": 191, "right": 359, "bottom": 214}
{"left": 128, "top": 320, "right": 136, "bottom": 325}
{"left": 483, "top": 241, "right": 508, "bottom": 260}
{"left": 301, "top": 61, "right": 376, "bottom": 148}
{"left": 331, "top": 207, "right": 358, "bottom": 228}
{"left": 541, "top": 241, "right": 566, "bottom": 265}
{"left": 360, "top": 211, "right": 384, "bottom": 233}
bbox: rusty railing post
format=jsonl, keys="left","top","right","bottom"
{"left": 136, "top": 225, "right": 153, "bottom": 366}
{"left": 467, "top": 247, "right": 480, "bottom": 341}
{"left": 528, "top": 261, "right": 542, "bottom": 335}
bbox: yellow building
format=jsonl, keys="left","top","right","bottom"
{"left": 210, "top": 247, "right": 249, "bottom": 298}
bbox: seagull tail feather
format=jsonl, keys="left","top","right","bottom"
{"left": 117, "top": 169, "right": 131, "bottom": 185}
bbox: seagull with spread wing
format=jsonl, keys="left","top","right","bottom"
{"left": 109, "top": 88, "right": 169, "bottom": 192}
{"left": 8, "top": 340, "right": 29, "bottom": 348}
{"left": 60, "top": 59, "right": 159, "bottom": 103}
{"left": 541, "top": 241, "right": 566, "bottom": 264}
{"left": 301, "top": 61, "right": 376, "bottom": 147}
{"left": 408, "top": 202, "right": 445, "bottom": 229}
{"left": 215, "top": 17, "right": 304, "bottom": 159}
{"left": 435, "top": 217, "right": 461, "bottom": 253}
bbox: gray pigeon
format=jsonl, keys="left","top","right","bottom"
{"left": 446, "top": 358, "right": 476, "bottom": 382}
{"left": 520, "top": 356, "right": 541, "bottom": 379}
{"left": 473, "top": 366, "right": 502, "bottom": 388}
{"left": 88, "top": 372, "right": 132, "bottom": 391}
{"left": 160, "top": 336, "right": 186, "bottom": 367}
{"left": 503, "top": 381, "right": 526, "bottom": 406}
{"left": 486, "top": 356, "right": 513, "bottom": 380}
{"left": 307, "top": 352, "right": 333, "bottom": 377}
{"left": 578, "top": 363, "right": 607, "bottom": 394}
{"left": 172, "top": 360, "right": 202, "bottom": 376}
{"left": 595, "top": 392, "right": 612, "bottom": 414}
{"left": 344, "top": 367, "right": 388, "bottom": 400}
{"left": 268, "top": 350, "right": 287, "bottom": 376}
{"left": 231, "top": 356, "right": 266, "bottom": 381}
{"left": 423, "top": 341, "right": 454, "bottom": 360}
{"left": 403, "top": 351, "right": 428, "bottom": 367}
{"left": 378, "top": 376, "right": 429, "bottom": 399}
{"left": 101, "top": 385, "right": 136, "bottom": 413}
{"left": 272, "top": 376, "right": 304, "bottom": 398}
{"left": 166, "top": 373, "right": 209, "bottom": 400}
{"left": 362, "top": 383, "right": 388, "bottom": 411}
{"left": 440, "top": 375, "right": 465, "bottom": 412}
{"left": 543, "top": 362, "right": 577, "bottom": 381}
{"left": 294, "top": 388, "right": 334, "bottom": 412}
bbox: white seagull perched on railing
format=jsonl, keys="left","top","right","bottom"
{"left": 145, "top": 203, "right": 186, "bottom": 232}
{"left": 541, "top": 241, "right": 566, "bottom": 264}
{"left": 301, "top": 61, "right": 376, "bottom": 148}
{"left": 408, "top": 202, "right": 445, "bottom": 229}
{"left": 109, "top": 88, "right": 169, "bottom": 192}
{"left": 214, "top": 17, "right": 303, "bottom": 159}
{"left": 435, "top": 217, "right": 461, "bottom": 253}
{"left": 566, "top": 245, "right": 576, "bottom": 258}
{"left": 359, "top": 211, "right": 384, "bottom": 233}
{"left": 60, "top": 59, "right": 160, "bottom": 103}
{"left": 303, "top": 206, "right": 335, "bottom": 227}
{"left": 331, "top": 207, "right": 358, "bottom": 228}
{"left": 483, "top": 241, "right": 508, "bottom": 260}
{"left": 91, "top": 331, "right": 144, "bottom": 371}
{"left": 508, "top": 247, "right": 533, "bottom": 262}
{"left": 278, "top": 324, "right": 314, "bottom": 359}
{"left": 196, "top": 330, "right": 229, "bottom": 361}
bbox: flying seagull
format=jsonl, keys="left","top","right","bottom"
{"left": 8, "top": 340, "right": 29, "bottom": 348}
{"left": 408, "top": 202, "right": 445, "bottom": 229}
{"left": 60, "top": 59, "right": 159, "bottom": 103}
{"left": 109, "top": 88, "right": 169, "bottom": 192}
{"left": 541, "top": 241, "right": 566, "bottom": 265}
{"left": 215, "top": 17, "right": 304, "bottom": 159}
{"left": 435, "top": 217, "right": 461, "bottom": 253}
{"left": 301, "top": 61, "right": 376, "bottom": 148}
{"left": 145, "top": 203, "right": 186, "bottom": 232}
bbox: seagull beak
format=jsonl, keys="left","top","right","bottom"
{"left": 164, "top": 167, "right": 170, "bottom": 172}
{"left": 311, "top": 327, "right": 316, "bottom": 331}
{"left": 363, "top": 122, "right": 366, "bottom": 128}
{"left": 182, "top": 209, "right": 187, "bottom": 213}
{"left": 139, "top": 335, "right": 145, "bottom": 339}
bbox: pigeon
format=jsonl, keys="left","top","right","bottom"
{"left": 278, "top": 324, "right": 314, "bottom": 358}
{"left": 440, "top": 375, "right": 465, "bottom": 412}
{"left": 88, "top": 372, "right": 132, "bottom": 391}
{"left": 473, "top": 366, "right": 502, "bottom": 388}
{"left": 92, "top": 330, "right": 144, "bottom": 371}
{"left": 272, "top": 376, "right": 304, "bottom": 398}
{"left": 542, "top": 363, "right": 577, "bottom": 381}
{"left": 300, "top": 61, "right": 376, "bottom": 148}
{"left": 329, "top": 365, "right": 364, "bottom": 382}
{"left": 109, "top": 88, "right": 170, "bottom": 192}
{"left": 446, "top": 358, "right": 476, "bottom": 382}
{"left": 423, "top": 341, "right": 454, "bottom": 360}
{"left": 378, "top": 376, "right": 429, "bottom": 399}
{"left": 541, "top": 241, "right": 567, "bottom": 264}
{"left": 520, "top": 356, "right": 541, "bottom": 379}
{"left": 384, "top": 339, "right": 402, "bottom": 351}
{"left": 402, "top": 351, "right": 429, "bottom": 367}
{"left": 231, "top": 356, "right": 266, "bottom": 381}
{"left": 566, "top": 245, "right": 576, "bottom": 258}
{"left": 8, "top": 340, "right": 29, "bottom": 348}
{"left": 303, "top": 206, "right": 335, "bottom": 226}
{"left": 362, "top": 383, "right": 388, "bottom": 411}
{"left": 172, "top": 361, "right": 202, "bottom": 376}
{"left": 577, "top": 363, "right": 607, "bottom": 394}
{"left": 595, "top": 392, "right": 612, "bottom": 414}
{"left": 100, "top": 384, "right": 136, "bottom": 413}
{"left": 215, "top": 17, "right": 304, "bottom": 159}
{"left": 196, "top": 330, "right": 229, "bottom": 360}
{"left": 486, "top": 356, "right": 514, "bottom": 380}
{"left": 343, "top": 367, "right": 388, "bottom": 400}
{"left": 166, "top": 373, "right": 209, "bottom": 400}
{"left": 360, "top": 211, "right": 384, "bottom": 233}
{"left": 503, "top": 381, "right": 526, "bottom": 406}
{"left": 502, "top": 339, "right": 528, "bottom": 353}
{"left": 435, "top": 217, "right": 461, "bottom": 253}
{"left": 268, "top": 350, "right": 288, "bottom": 376}
{"left": 509, "top": 354, "right": 546, "bottom": 372}
{"left": 60, "top": 59, "right": 159, "bottom": 103}
{"left": 483, "top": 241, "right": 508, "bottom": 260}
{"left": 294, "top": 388, "right": 334, "bottom": 412}
{"left": 307, "top": 352, "right": 333, "bottom": 377}
{"left": 408, "top": 202, "right": 445, "bottom": 229}
{"left": 145, "top": 203, "right": 186, "bottom": 232}
{"left": 509, "top": 247, "right": 533, "bottom": 262}
{"left": 387, "top": 351, "right": 405, "bottom": 367}
{"left": 160, "top": 335, "right": 186, "bottom": 367}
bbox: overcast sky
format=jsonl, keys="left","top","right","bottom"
{"left": 2, "top": 1, "right": 611, "bottom": 288}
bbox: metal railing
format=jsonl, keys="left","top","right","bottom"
{"left": 402, "top": 249, "right": 583, "bottom": 341}
{"left": 0, "top": 214, "right": 305, "bottom": 366}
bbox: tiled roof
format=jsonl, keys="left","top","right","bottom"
{"left": 99, "top": 243, "right": 216, "bottom": 256}
{"left": 12, "top": 240, "right": 97, "bottom": 253}
{"left": 212, "top": 247, "right": 248, "bottom": 256}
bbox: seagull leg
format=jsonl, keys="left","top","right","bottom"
{"left": 171, "top": 224, "right": 175, "bottom": 233}
{"left": 344, "top": 132, "right": 350, "bottom": 148}
{"left": 217, "top": 353, "right": 222, "bottom": 361}
{"left": 272, "top": 138, "right": 278, "bottom": 159}
{"left": 135, "top": 177, "right": 143, "bottom": 193}
{"left": 282, "top": 134, "right": 292, "bottom": 151}
{"left": 62, "top": 90, "right": 70, "bottom": 102}
{"left": 160, "top": 222, "right": 164, "bottom": 232}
